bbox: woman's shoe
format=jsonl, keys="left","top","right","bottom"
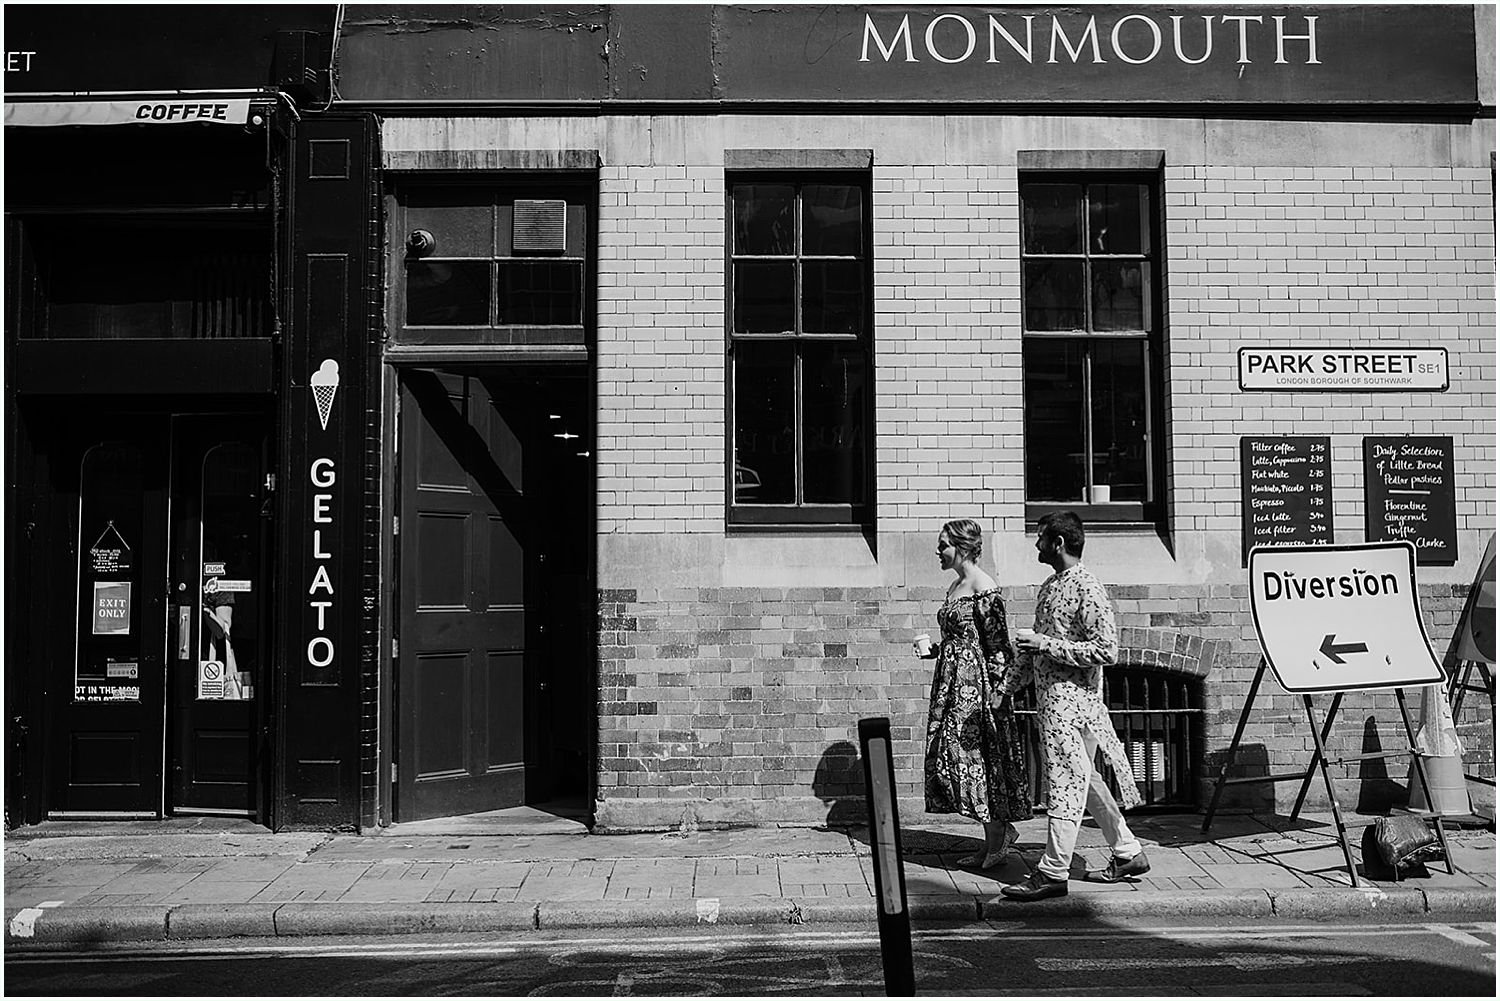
{"left": 979, "top": 822, "right": 1020, "bottom": 868}
{"left": 959, "top": 822, "right": 1018, "bottom": 869}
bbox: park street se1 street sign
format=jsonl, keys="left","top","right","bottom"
{"left": 1249, "top": 541, "right": 1446, "bottom": 693}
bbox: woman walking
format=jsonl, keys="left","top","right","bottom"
{"left": 916, "top": 519, "right": 1032, "bottom": 868}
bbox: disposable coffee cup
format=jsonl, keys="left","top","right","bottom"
{"left": 913, "top": 633, "right": 933, "bottom": 656}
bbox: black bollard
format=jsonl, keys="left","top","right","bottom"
{"left": 858, "top": 716, "right": 915, "bottom": 997}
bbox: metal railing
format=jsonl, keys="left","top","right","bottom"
{"left": 1013, "top": 667, "right": 1205, "bottom": 810}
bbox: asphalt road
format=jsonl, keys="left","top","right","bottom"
{"left": 5, "top": 918, "right": 1495, "bottom": 996}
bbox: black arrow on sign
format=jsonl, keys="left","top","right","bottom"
{"left": 1319, "top": 634, "right": 1369, "bottom": 665}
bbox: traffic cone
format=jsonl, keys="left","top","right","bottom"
{"left": 1407, "top": 683, "right": 1471, "bottom": 816}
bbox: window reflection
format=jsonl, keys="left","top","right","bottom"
{"left": 1024, "top": 260, "right": 1086, "bottom": 331}
{"left": 802, "top": 343, "right": 866, "bottom": 504}
{"left": 1089, "top": 184, "right": 1146, "bottom": 255}
{"left": 734, "top": 184, "right": 795, "bottom": 255}
{"left": 1023, "top": 340, "right": 1087, "bottom": 502}
{"left": 75, "top": 443, "right": 145, "bottom": 703}
{"left": 199, "top": 443, "right": 259, "bottom": 702}
{"left": 802, "top": 185, "right": 862, "bottom": 256}
{"left": 497, "top": 261, "right": 582, "bottom": 325}
{"left": 1092, "top": 261, "right": 1146, "bottom": 331}
{"left": 729, "top": 178, "right": 871, "bottom": 522}
{"left": 733, "top": 340, "right": 796, "bottom": 504}
{"left": 1022, "top": 183, "right": 1083, "bottom": 254}
{"left": 1021, "top": 177, "right": 1158, "bottom": 511}
{"left": 1090, "top": 342, "right": 1149, "bottom": 502}
{"left": 801, "top": 261, "right": 862, "bottom": 334}
{"left": 733, "top": 261, "right": 796, "bottom": 333}
{"left": 406, "top": 261, "right": 490, "bottom": 326}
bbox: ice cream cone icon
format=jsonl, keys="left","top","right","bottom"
{"left": 311, "top": 359, "right": 340, "bottom": 431}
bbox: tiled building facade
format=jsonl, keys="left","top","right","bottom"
{"left": 553, "top": 118, "right": 1495, "bottom": 828}
{"left": 350, "top": 5, "right": 1500, "bottom": 829}
{"left": 7, "top": 5, "right": 1493, "bottom": 832}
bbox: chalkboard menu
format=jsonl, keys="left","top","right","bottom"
{"left": 1363, "top": 435, "right": 1457, "bottom": 566}
{"left": 1241, "top": 436, "right": 1334, "bottom": 564}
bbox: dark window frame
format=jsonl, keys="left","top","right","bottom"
{"left": 387, "top": 175, "right": 595, "bottom": 349}
{"left": 725, "top": 172, "right": 875, "bottom": 528}
{"left": 1020, "top": 169, "right": 1167, "bottom": 526}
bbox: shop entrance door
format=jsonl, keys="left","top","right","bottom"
{"left": 397, "top": 371, "right": 540, "bottom": 820}
{"left": 167, "top": 417, "right": 271, "bottom": 815}
{"left": 42, "top": 412, "right": 270, "bottom": 818}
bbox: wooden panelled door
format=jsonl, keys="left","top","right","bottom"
{"left": 397, "top": 370, "right": 540, "bottom": 819}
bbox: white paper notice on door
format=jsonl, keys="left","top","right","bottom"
{"left": 91, "top": 581, "right": 132, "bottom": 635}
{"left": 197, "top": 659, "right": 225, "bottom": 700}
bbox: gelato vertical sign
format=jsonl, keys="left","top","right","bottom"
{"left": 306, "top": 359, "right": 341, "bottom": 681}
{"left": 1241, "top": 436, "right": 1333, "bottom": 566}
{"left": 1363, "top": 436, "right": 1457, "bottom": 566}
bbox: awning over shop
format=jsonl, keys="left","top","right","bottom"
{"left": 5, "top": 98, "right": 252, "bottom": 127}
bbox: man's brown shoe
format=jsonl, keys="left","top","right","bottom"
{"left": 1000, "top": 870, "right": 1068, "bottom": 901}
{"left": 1090, "top": 851, "right": 1151, "bottom": 883}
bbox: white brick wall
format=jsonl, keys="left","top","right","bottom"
{"left": 1166, "top": 165, "right": 1497, "bottom": 539}
{"left": 597, "top": 166, "right": 725, "bottom": 533}
{"left": 874, "top": 165, "right": 1026, "bottom": 534}
{"left": 579, "top": 117, "right": 1495, "bottom": 577}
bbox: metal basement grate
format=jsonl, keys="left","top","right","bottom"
{"left": 1013, "top": 666, "right": 1205, "bottom": 810}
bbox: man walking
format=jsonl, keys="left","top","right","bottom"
{"left": 1000, "top": 512, "right": 1148, "bottom": 901}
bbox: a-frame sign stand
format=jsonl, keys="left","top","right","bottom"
{"left": 1447, "top": 656, "right": 1495, "bottom": 794}
{"left": 1443, "top": 532, "right": 1495, "bottom": 797}
{"left": 1202, "top": 658, "right": 1455, "bottom": 887}
{"left": 1204, "top": 542, "right": 1457, "bottom": 888}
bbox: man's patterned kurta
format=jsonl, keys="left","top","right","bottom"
{"left": 1001, "top": 563, "right": 1142, "bottom": 818}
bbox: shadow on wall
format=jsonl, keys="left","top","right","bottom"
{"left": 1356, "top": 715, "right": 1409, "bottom": 813}
{"left": 813, "top": 741, "right": 866, "bottom": 827}
{"left": 1200, "top": 742, "right": 1273, "bottom": 812}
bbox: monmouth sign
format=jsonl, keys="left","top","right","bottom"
{"left": 330, "top": 4, "right": 1479, "bottom": 107}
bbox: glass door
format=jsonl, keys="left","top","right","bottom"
{"left": 47, "top": 417, "right": 170, "bottom": 816}
{"left": 168, "top": 416, "right": 272, "bottom": 815}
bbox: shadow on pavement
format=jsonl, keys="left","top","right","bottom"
{"left": 4, "top": 914, "right": 1494, "bottom": 997}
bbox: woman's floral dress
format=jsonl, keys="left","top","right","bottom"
{"left": 923, "top": 589, "right": 1032, "bottom": 823}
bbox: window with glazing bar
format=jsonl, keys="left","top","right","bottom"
{"left": 1020, "top": 174, "right": 1165, "bottom": 523}
{"left": 727, "top": 177, "right": 872, "bottom": 526}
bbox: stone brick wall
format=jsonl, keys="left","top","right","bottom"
{"left": 596, "top": 581, "right": 1479, "bottom": 830}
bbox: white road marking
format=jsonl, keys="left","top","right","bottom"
{"left": 941, "top": 989, "right": 1370, "bottom": 998}
{"left": 1426, "top": 923, "right": 1491, "bottom": 948}
{"left": 1037, "top": 952, "right": 1380, "bottom": 972}
{"left": 8, "top": 921, "right": 1495, "bottom": 963}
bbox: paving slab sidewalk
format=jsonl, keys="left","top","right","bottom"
{"left": 4, "top": 813, "right": 1493, "bottom": 946}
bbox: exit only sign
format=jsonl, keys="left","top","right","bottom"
{"left": 1239, "top": 347, "right": 1448, "bottom": 392}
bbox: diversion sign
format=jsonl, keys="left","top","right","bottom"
{"left": 1249, "top": 541, "right": 1444, "bottom": 693}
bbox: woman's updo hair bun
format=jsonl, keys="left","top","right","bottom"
{"left": 942, "top": 518, "right": 983, "bottom": 564}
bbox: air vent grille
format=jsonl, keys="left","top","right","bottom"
{"left": 513, "top": 200, "right": 566, "bottom": 253}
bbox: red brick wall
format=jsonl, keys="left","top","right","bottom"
{"left": 595, "top": 582, "right": 1485, "bottom": 829}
